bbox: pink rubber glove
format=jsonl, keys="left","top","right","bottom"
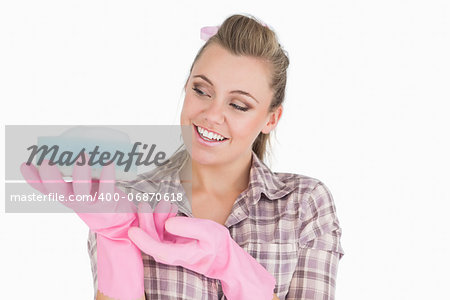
{"left": 20, "top": 159, "right": 144, "bottom": 300}
{"left": 128, "top": 215, "right": 276, "bottom": 300}
{"left": 134, "top": 200, "right": 180, "bottom": 243}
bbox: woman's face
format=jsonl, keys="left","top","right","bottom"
{"left": 180, "top": 43, "right": 282, "bottom": 166}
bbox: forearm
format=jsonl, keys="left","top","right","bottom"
{"left": 93, "top": 235, "right": 145, "bottom": 300}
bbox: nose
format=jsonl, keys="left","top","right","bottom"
{"left": 203, "top": 98, "right": 225, "bottom": 125}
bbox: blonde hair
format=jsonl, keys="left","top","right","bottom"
{"left": 184, "top": 14, "right": 289, "bottom": 162}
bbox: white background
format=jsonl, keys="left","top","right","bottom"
{"left": 1, "top": 0, "right": 449, "bottom": 299}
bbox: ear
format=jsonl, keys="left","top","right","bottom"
{"left": 261, "top": 105, "right": 283, "bottom": 134}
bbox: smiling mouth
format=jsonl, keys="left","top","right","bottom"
{"left": 194, "top": 125, "right": 229, "bottom": 142}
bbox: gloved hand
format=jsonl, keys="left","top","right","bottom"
{"left": 134, "top": 200, "right": 180, "bottom": 243}
{"left": 128, "top": 212, "right": 276, "bottom": 300}
{"left": 20, "top": 159, "right": 144, "bottom": 300}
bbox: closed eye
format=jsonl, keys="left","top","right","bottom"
{"left": 193, "top": 86, "right": 249, "bottom": 112}
{"left": 192, "top": 87, "right": 209, "bottom": 97}
{"left": 230, "top": 103, "right": 249, "bottom": 112}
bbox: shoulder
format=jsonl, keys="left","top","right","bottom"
{"left": 271, "top": 171, "right": 334, "bottom": 206}
{"left": 270, "top": 172, "right": 344, "bottom": 252}
{"left": 274, "top": 171, "right": 338, "bottom": 221}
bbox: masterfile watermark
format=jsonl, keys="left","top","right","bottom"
{"left": 4, "top": 125, "right": 192, "bottom": 213}
{"left": 26, "top": 142, "right": 169, "bottom": 171}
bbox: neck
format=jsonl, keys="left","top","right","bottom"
{"left": 186, "top": 150, "right": 253, "bottom": 198}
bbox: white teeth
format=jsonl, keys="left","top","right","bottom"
{"left": 196, "top": 126, "right": 225, "bottom": 141}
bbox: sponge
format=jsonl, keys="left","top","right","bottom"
{"left": 36, "top": 126, "right": 138, "bottom": 181}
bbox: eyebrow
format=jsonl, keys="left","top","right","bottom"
{"left": 193, "top": 74, "right": 260, "bottom": 103}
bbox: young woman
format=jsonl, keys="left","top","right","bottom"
{"left": 19, "top": 13, "right": 343, "bottom": 300}
{"left": 86, "top": 14, "right": 345, "bottom": 299}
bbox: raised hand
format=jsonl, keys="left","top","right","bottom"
{"left": 20, "top": 158, "right": 144, "bottom": 300}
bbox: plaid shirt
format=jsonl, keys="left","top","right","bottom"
{"left": 87, "top": 146, "right": 344, "bottom": 299}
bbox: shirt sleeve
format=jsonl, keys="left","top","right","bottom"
{"left": 286, "top": 181, "right": 345, "bottom": 300}
{"left": 87, "top": 229, "right": 98, "bottom": 300}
